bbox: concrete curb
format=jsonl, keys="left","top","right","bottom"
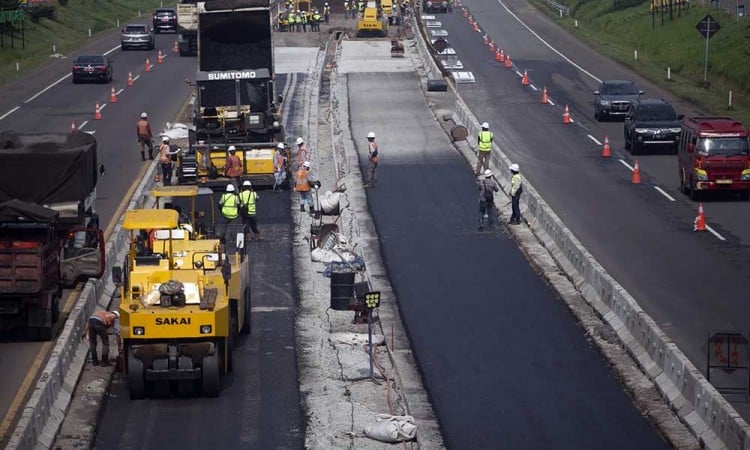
{"left": 410, "top": 10, "right": 750, "bottom": 450}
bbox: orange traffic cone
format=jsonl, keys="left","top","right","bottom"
{"left": 601, "top": 136, "right": 611, "bottom": 157}
{"left": 71, "top": 121, "right": 77, "bottom": 133}
{"left": 694, "top": 203, "right": 707, "bottom": 231}
{"left": 468, "top": 16, "right": 474, "bottom": 25}
{"left": 541, "top": 86, "right": 548, "bottom": 104}
{"left": 489, "top": 41, "right": 495, "bottom": 52}
{"left": 145, "top": 58, "right": 151, "bottom": 72}
{"left": 483, "top": 35, "right": 489, "bottom": 45}
{"left": 127, "top": 71, "right": 133, "bottom": 87}
{"left": 173, "top": 40, "right": 179, "bottom": 54}
{"left": 109, "top": 87, "right": 117, "bottom": 103}
{"left": 562, "top": 105, "right": 571, "bottom": 124}
{"left": 521, "top": 70, "right": 529, "bottom": 86}
{"left": 504, "top": 54, "right": 512, "bottom": 69}
{"left": 157, "top": 50, "right": 164, "bottom": 64}
{"left": 499, "top": 49, "right": 505, "bottom": 62}
{"left": 473, "top": 22, "right": 479, "bottom": 32}
{"left": 631, "top": 160, "right": 641, "bottom": 184}
{"left": 462, "top": 8, "right": 468, "bottom": 17}
{"left": 94, "top": 102, "right": 102, "bottom": 120}
{"left": 495, "top": 49, "right": 502, "bottom": 62}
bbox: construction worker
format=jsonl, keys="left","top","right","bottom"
{"left": 478, "top": 169, "right": 499, "bottom": 230}
{"left": 287, "top": 9, "right": 296, "bottom": 31}
{"left": 301, "top": 9, "right": 308, "bottom": 32}
{"left": 509, "top": 163, "right": 523, "bottom": 225}
{"left": 239, "top": 180, "right": 261, "bottom": 240}
{"left": 323, "top": 2, "right": 331, "bottom": 22}
{"left": 296, "top": 137, "right": 309, "bottom": 166}
{"left": 311, "top": 9, "right": 321, "bottom": 31}
{"left": 220, "top": 183, "right": 240, "bottom": 242}
{"left": 295, "top": 10, "right": 302, "bottom": 31}
{"left": 295, "top": 161, "right": 314, "bottom": 212}
{"left": 344, "top": 0, "right": 350, "bottom": 18}
{"left": 158, "top": 136, "right": 180, "bottom": 186}
{"left": 88, "top": 310, "right": 120, "bottom": 366}
{"left": 136, "top": 112, "right": 154, "bottom": 161}
{"left": 358, "top": 0, "right": 365, "bottom": 16}
{"left": 274, "top": 142, "right": 289, "bottom": 190}
{"left": 224, "top": 145, "right": 243, "bottom": 180}
{"left": 476, "top": 121, "right": 493, "bottom": 175}
{"left": 365, "top": 131, "right": 379, "bottom": 187}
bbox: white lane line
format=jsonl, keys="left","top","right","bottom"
{"left": 496, "top": 0, "right": 601, "bottom": 84}
{"left": 78, "top": 120, "right": 89, "bottom": 130}
{"left": 587, "top": 134, "right": 601, "bottom": 146}
{"left": 25, "top": 74, "right": 71, "bottom": 103}
{"left": 548, "top": 99, "right": 555, "bottom": 106}
{"left": 99, "top": 103, "right": 108, "bottom": 111}
{"left": 133, "top": 74, "right": 141, "bottom": 81}
{"left": 619, "top": 159, "right": 634, "bottom": 171}
{"left": 0, "top": 106, "right": 20, "bottom": 121}
{"left": 515, "top": 70, "right": 522, "bottom": 77}
{"left": 530, "top": 84, "right": 538, "bottom": 91}
{"left": 115, "top": 88, "right": 125, "bottom": 95}
{"left": 653, "top": 186, "right": 676, "bottom": 202}
{"left": 706, "top": 225, "right": 726, "bottom": 241}
{"left": 103, "top": 44, "right": 121, "bottom": 56}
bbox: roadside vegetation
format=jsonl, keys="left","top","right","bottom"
{"left": 530, "top": 0, "right": 750, "bottom": 124}
{"left": 0, "top": 0, "right": 166, "bottom": 84}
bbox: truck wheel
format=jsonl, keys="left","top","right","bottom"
{"left": 240, "top": 288, "right": 251, "bottom": 335}
{"left": 128, "top": 350, "right": 146, "bottom": 399}
{"left": 202, "top": 350, "right": 220, "bottom": 397}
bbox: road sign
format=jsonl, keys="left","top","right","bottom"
{"left": 696, "top": 14, "right": 721, "bottom": 39}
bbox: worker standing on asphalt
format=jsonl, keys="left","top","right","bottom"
{"left": 136, "top": 112, "right": 154, "bottom": 161}
{"left": 323, "top": 2, "right": 331, "bottom": 22}
{"left": 295, "top": 161, "right": 314, "bottom": 212}
{"left": 220, "top": 183, "right": 240, "bottom": 242}
{"left": 365, "top": 131, "right": 379, "bottom": 187}
{"left": 158, "top": 136, "right": 180, "bottom": 186}
{"left": 88, "top": 310, "right": 120, "bottom": 366}
{"left": 476, "top": 121, "right": 493, "bottom": 175}
{"left": 344, "top": 0, "right": 350, "bottom": 18}
{"left": 509, "top": 163, "right": 523, "bottom": 225}
{"left": 287, "top": 9, "right": 296, "bottom": 31}
{"left": 311, "top": 9, "right": 321, "bottom": 31}
{"left": 296, "top": 137, "right": 309, "bottom": 166}
{"left": 239, "top": 180, "right": 261, "bottom": 241}
{"left": 478, "top": 169, "right": 499, "bottom": 231}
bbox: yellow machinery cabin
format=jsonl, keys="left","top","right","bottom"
{"left": 183, "top": 141, "right": 289, "bottom": 189}
{"left": 357, "top": 1, "right": 388, "bottom": 36}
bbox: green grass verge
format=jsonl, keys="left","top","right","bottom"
{"left": 0, "top": 0, "right": 168, "bottom": 84}
{"left": 529, "top": 0, "right": 750, "bottom": 125}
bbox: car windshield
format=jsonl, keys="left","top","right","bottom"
{"left": 75, "top": 56, "right": 104, "bottom": 65}
{"left": 155, "top": 10, "right": 174, "bottom": 16}
{"left": 125, "top": 25, "right": 147, "bottom": 32}
{"left": 635, "top": 105, "right": 676, "bottom": 121}
{"left": 601, "top": 82, "right": 637, "bottom": 95}
{"left": 698, "top": 137, "right": 750, "bottom": 156}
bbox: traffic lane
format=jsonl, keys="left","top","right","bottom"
{"left": 443, "top": 8, "right": 750, "bottom": 364}
{"left": 94, "top": 191, "right": 304, "bottom": 449}
{"left": 348, "top": 72, "right": 666, "bottom": 449}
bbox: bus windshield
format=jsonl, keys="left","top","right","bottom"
{"left": 698, "top": 137, "right": 750, "bottom": 156}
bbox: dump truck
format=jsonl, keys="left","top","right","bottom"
{"left": 177, "top": 0, "right": 198, "bottom": 56}
{"left": 0, "top": 131, "right": 105, "bottom": 340}
{"left": 177, "top": 0, "right": 285, "bottom": 189}
{"left": 117, "top": 186, "right": 249, "bottom": 398}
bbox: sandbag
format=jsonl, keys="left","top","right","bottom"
{"left": 311, "top": 247, "right": 357, "bottom": 264}
{"left": 364, "top": 414, "right": 417, "bottom": 443}
{"left": 318, "top": 191, "right": 342, "bottom": 215}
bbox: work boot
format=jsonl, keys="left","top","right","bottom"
{"left": 140, "top": 151, "right": 146, "bottom": 161}
{"left": 91, "top": 356, "right": 99, "bottom": 366}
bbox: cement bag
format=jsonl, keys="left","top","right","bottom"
{"left": 364, "top": 414, "right": 417, "bottom": 443}
{"left": 319, "top": 191, "right": 342, "bottom": 215}
{"left": 310, "top": 247, "right": 357, "bottom": 264}
{"left": 161, "top": 122, "right": 191, "bottom": 140}
{"left": 331, "top": 332, "right": 386, "bottom": 346}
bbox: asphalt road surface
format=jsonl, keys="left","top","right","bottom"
{"left": 437, "top": 0, "right": 750, "bottom": 414}
{"left": 346, "top": 70, "right": 667, "bottom": 449}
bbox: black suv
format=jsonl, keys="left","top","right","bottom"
{"left": 624, "top": 98, "right": 682, "bottom": 155}
{"left": 152, "top": 8, "right": 177, "bottom": 33}
{"left": 594, "top": 80, "right": 643, "bottom": 121}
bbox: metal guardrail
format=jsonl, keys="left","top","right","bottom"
{"left": 542, "top": 0, "right": 569, "bottom": 16}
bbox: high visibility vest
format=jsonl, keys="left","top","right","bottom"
{"left": 358, "top": 1, "right": 364, "bottom": 11}
{"left": 313, "top": 13, "right": 321, "bottom": 21}
{"left": 295, "top": 14, "right": 302, "bottom": 23}
{"left": 239, "top": 190, "right": 258, "bottom": 215}
{"left": 275, "top": 152, "right": 285, "bottom": 170}
{"left": 220, "top": 193, "right": 240, "bottom": 219}
{"left": 136, "top": 119, "right": 151, "bottom": 137}
{"left": 324, "top": 6, "right": 330, "bottom": 14}
{"left": 301, "top": 13, "right": 308, "bottom": 23}
{"left": 510, "top": 173, "right": 523, "bottom": 196}
{"left": 344, "top": 1, "right": 349, "bottom": 9}
{"left": 159, "top": 144, "right": 171, "bottom": 163}
{"left": 295, "top": 168, "right": 311, "bottom": 192}
{"left": 90, "top": 310, "right": 117, "bottom": 327}
{"left": 478, "top": 130, "right": 493, "bottom": 152}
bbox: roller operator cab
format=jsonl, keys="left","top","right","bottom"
{"left": 678, "top": 116, "right": 750, "bottom": 201}
{"left": 357, "top": 0, "right": 388, "bottom": 36}
{"left": 117, "top": 194, "right": 250, "bottom": 399}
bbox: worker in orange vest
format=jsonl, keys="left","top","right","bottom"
{"left": 224, "top": 145, "right": 243, "bottom": 181}
{"left": 88, "top": 310, "right": 120, "bottom": 366}
{"left": 296, "top": 137, "right": 309, "bottom": 166}
{"left": 294, "top": 160, "right": 315, "bottom": 212}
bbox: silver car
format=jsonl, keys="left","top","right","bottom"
{"left": 121, "top": 24, "right": 155, "bottom": 51}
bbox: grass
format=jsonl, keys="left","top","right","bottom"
{"left": 0, "top": 0, "right": 168, "bottom": 84}
{"left": 529, "top": 0, "right": 750, "bottom": 125}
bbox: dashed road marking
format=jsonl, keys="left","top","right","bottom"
{"left": 654, "top": 186, "right": 676, "bottom": 202}
{"left": 706, "top": 225, "right": 726, "bottom": 241}
{"left": 619, "top": 159, "right": 634, "bottom": 171}
{"left": 0, "top": 106, "right": 19, "bottom": 121}
{"left": 587, "top": 134, "right": 601, "bottom": 146}
{"left": 24, "top": 74, "right": 71, "bottom": 103}
{"left": 78, "top": 120, "right": 89, "bottom": 130}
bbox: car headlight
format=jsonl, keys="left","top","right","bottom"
{"left": 634, "top": 128, "right": 649, "bottom": 134}
{"left": 741, "top": 169, "right": 750, "bottom": 181}
{"left": 695, "top": 168, "right": 708, "bottom": 181}
{"left": 133, "top": 326, "right": 145, "bottom": 336}
{"left": 669, "top": 128, "right": 681, "bottom": 134}
{"left": 200, "top": 325, "right": 212, "bottom": 334}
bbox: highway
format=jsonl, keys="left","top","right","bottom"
{"left": 441, "top": 0, "right": 750, "bottom": 414}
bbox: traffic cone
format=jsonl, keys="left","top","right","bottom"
{"left": 145, "top": 58, "right": 151, "bottom": 72}
{"left": 495, "top": 49, "right": 502, "bottom": 61}
{"left": 173, "top": 40, "right": 179, "bottom": 54}
{"left": 71, "top": 121, "right": 76, "bottom": 133}
{"left": 462, "top": 7, "right": 468, "bottom": 17}
{"left": 631, "top": 160, "right": 641, "bottom": 184}
{"left": 489, "top": 41, "right": 495, "bottom": 52}
{"left": 473, "top": 22, "right": 479, "bottom": 32}
{"left": 94, "top": 102, "right": 102, "bottom": 120}
{"left": 127, "top": 71, "right": 133, "bottom": 87}
{"left": 504, "top": 54, "right": 512, "bottom": 69}
{"left": 694, "top": 203, "right": 707, "bottom": 231}
{"left": 109, "top": 87, "right": 117, "bottom": 103}
{"left": 468, "top": 16, "right": 474, "bottom": 25}
{"left": 483, "top": 35, "right": 489, "bottom": 45}
{"left": 562, "top": 105, "right": 571, "bottom": 124}
{"left": 499, "top": 49, "right": 505, "bottom": 62}
{"left": 521, "top": 70, "right": 529, "bottom": 86}
{"left": 157, "top": 50, "right": 164, "bottom": 64}
{"left": 541, "top": 86, "right": 548, "bottom": 104}
{"left": 601, "top": 136, "right": 611, "bottom": 157}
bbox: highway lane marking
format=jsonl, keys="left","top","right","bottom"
{"left": 495, "top": 0, "right": 601, "bottom": 84}
{"left": 99, "top": 103, "right": 108, "bottom": 111}
{"left": 529, "top": 84, "right": 538, "bottom": 91}
{"left": 103, "top": 44, "right": 120, "bottom": 56}
{"left": 548, "top": 99, "right": 555, "bottom": 106}
{"left": 115, "top": 88, "right": 125, "bottom": 96}
{"left": 133, "top": 74, "right": 141, "bottom": 82}
{"left": 0, "top": 106, "right": 20, "bottom": 121}
{"left": 654, "top": 186, "right": 676, "bottom": 202}
{"left": 587, "top": 134, "right": 601, "bottom": 146}
{"left": 619, "top": 159, "right": 634, "bottom": 171}
{"left": 706, "top": 225, "right": 726, "bottom": 241}
{"left": 24, "top": 74, "right": 72, "bottom": 104}
{"left": 103, "top": 162, "right": 152, "bottom": 240}
{"left": 78, "top": 120, "right": 89, "bottom": 130}
{"left": 515, "top": 70, "right": 522, "bottom": 77}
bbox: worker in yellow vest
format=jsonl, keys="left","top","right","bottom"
{"left": 219, "top": 183, "right": 240, "bottom": 244}
{"left": 239, "top": 180, "right": 260, "bottom": 240}
{"left": 476, "top": 121, "right": 493, "bottom": 175}
{"left": 344, "top": 0, "right": 350, "bottom": 18}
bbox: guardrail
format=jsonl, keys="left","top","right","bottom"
{"left": 541, "top": 0, "right": 569, "bottom": 16}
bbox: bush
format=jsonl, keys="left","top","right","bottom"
{"left": 28, "top": 4, "right": 56, "bottom": 23}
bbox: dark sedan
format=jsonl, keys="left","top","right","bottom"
{"left": 72, "top": 55, "right": 112, "bottom": 84}
{"left": 594, "top": 80, "right": 643, "bottom": 121}
{"left": 152, "top": 8, "right": 177, "bottom": 33}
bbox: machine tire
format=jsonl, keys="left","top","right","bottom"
{"left": 741, "top": 190, "right": 750, "bottom": 201}
{"left": 202, "top": 349, "right": 220, "bottom": 397}
{"left": 128, "top": 350, "right": 146, "bottom": 399}
{"left": 240, "top": 288, "right": 251, "bottom": 335}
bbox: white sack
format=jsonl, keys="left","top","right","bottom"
{"left": 364, "top": 414, "right": 417, "bottom": 443}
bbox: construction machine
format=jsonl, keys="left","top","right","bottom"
{"left": 357, "top": 0, "right": 388, "bottom": 37}
{"left": 116, "top": 186, "right": 249, "bottom": 398}
{"left": 176, "top": 0, "right": 199, "bottom": 56}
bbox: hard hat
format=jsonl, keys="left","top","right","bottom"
{"left": 510, "top": 163, "right": 520, "bottom": 172}
{"left": 111, "top": 310, "right": 120, "bottom": 319}
{"left": 277, "top": 142, "right": 285, "bottom": 149}
{"left": 484, "top": 169, "right": 493, "bottom": 178}
{"left": 226, "top": 184, "right": 236, "bottom": 192}
{"left": 367, "top": 131, "right": 376, "bottom": 139}
{"left": 242, "top": 180, "right": 252, "bottom": 187}
{"left": 481, "top": 122, "right": 489, "bottom": 129}
{"left": 140, "top": 112, "right": 148, "bottom": 119}
{"left": 161, "top": 135, "right": 170, "bottom": 142}
{"left": 302, "top": 161, "right": 311, "bottom": 169}
{"left": 296, "top": 137, "right": 304, "bottom": 145}
{"left": 228, "top": 145, "right": 236, "bottom": 152}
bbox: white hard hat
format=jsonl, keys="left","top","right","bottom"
{"left": 140, "top": 112, "right": 148, "bottom": 119}
{"left": 228, "top": 145, "right": 236, "bottom": 152}
{"left": 111, "top": 310, "right": 120, "bottom": 319}
{"left": 161, "top": 135, "right": 170, "bottom": 142}
{"left": 242, "top": 180, "right": 252, "bottom": 187}
{"left": 277, "top": 142, "right": 285, "bottom": 149}
{"left": 226, "top": 184, "right": 236, "bottom": 192}
{"left": 296, "top": 137, "right": 304, "bottom": 145}
{"left": 484, "top": 169, "right": 493, "bottom": 177}
{"left": 302, "top": 161, "right": 311, "bottom": 169}
{"left": 481, "top": 122, "right": 489, "bottom": 129}
{"left": 510, "top": 163, "right": 519, "bottom": 172}
{"left": 367, "top": 131, "right": 376, "bottom": 139}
